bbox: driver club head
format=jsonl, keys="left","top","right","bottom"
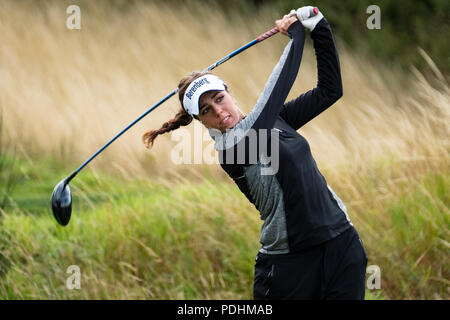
{"left": 51, "top": 178, "right": 72, "bottom": 226}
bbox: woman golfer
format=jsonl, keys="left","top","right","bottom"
{"left": 143, "top": 7, "right": 368, "bottom": 300}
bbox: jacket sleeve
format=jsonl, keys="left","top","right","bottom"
{"left": 244, "top": 20, "right": 306, "bottom": 131}
{"left": 279, "top": 18, "right": 343, "bottom": 130}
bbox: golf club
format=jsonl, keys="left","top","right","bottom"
{"left": 51, "top": 7, "right": 319, "bottom": 226}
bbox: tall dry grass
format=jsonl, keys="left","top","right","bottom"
{"left": 0, "top": 0, "right": 449, "bottom": 300}
{"left": 1, "top": 0, "right": 447, "bottom": 180}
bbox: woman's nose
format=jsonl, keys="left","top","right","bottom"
{"left": 212, "top": 104, "right": 226, "bottom": 117}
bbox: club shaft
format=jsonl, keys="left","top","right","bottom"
{"left": 205, "top": 28, "right": 279, "bottom": 71}
{"left": 67, "top": 27, "right": 281, "bottom": 182}
{"left": 68, "top": 89, "right": 178, "bottom": 182}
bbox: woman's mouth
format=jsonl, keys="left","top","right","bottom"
{"left": 220, "top": 115, "right": 231, "bottom": 126}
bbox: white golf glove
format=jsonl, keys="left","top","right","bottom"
{"left": 290, "top": 6, "right": 324, "bottom": 32}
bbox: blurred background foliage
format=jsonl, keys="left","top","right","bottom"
{"left": 91, "top": 0, "right": 450, "bottom": 76}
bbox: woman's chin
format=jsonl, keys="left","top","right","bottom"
{"left": 223, "top": 123, "right": 236, "bottom": 132}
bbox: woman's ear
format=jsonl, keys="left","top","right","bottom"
{"left": 228, "top": 93, "right": 245, "bottom": 119}
{"left": 234, "top": 101, "right": 244, "bottom": 116}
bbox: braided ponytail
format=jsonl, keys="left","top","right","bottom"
{"left": 142, "top": 70, "right": 211, "bottom": 149}
{"left": 142, "top": 108, "right": 192, "bottom": 149}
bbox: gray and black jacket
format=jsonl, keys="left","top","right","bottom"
{"left": 208, "top": 19, "right": 352, "bottom": 254}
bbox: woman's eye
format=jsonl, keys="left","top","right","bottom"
{"left": 216, "top": 96, "right": 223, "bottom": 103}
{"left": 202, "top": 107, "right": 209, "bottom": 115}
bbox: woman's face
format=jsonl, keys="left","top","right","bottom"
{"left": 197, "top": 90, "right": 244, "bottom": 133}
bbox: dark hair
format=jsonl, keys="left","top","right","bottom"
{"left": 142, "top": 70, "right": 211, "bottom": 149}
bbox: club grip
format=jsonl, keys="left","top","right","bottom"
{"left": 257, "top": 7, "right": 319, "bottom": 42}
{"left": 256, "top": 27, "right": 279, "bottom": 42}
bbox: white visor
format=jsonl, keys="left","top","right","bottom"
{"left": 183, "top": 75, "right": 226, "bottom": 116}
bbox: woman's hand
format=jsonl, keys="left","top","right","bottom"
{"left": 293, "top": 6, "right": 324, "bottom": 32}
{"left": 275, "top": 12, "right": 298, "bottom": 35}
